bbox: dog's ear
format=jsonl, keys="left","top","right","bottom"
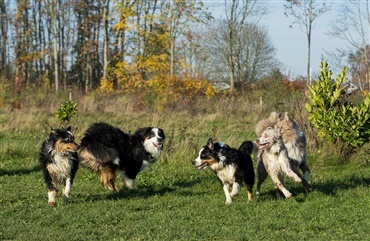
{"left": 50, "top": 127, "right": 57, "bottom": 135}
{"left": 276, "top": 126, "right": 283, "bottom": 136}
{"left": 159, "top": 128, "right": 165, "bottom": 140}
{"left": 207, "top": 138, "right": 214, "bottom": 150}
{"left": 66, "top": 126, "right": 72, "bottom": 132}
{"left": 269, "top": 111, "right": 280, "bottom": 120}
{"left": 134, "top": 127, "right": 151, "bottom": 140}
{"left": 283, "top": 112, "right": 289, "bottom": 121}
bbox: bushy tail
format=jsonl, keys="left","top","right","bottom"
{"left": 238, "top": 141, "right": 256, "bottom": 155}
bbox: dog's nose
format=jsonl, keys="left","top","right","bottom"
{"left": 157, "top": 137, "right": 163, "bottom": 142}
{"left": 191, "top": 160, "right": 195, "bottom": 165}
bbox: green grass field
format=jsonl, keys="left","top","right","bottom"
{"left": 1, "top": 109, "right": 370, "bottom": 241}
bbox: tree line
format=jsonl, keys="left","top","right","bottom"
{"left": 0, "top": 0, "right": 280, "bottom": 94}
{"left": 1, "top": 0, "right": 369, "bottom": 96}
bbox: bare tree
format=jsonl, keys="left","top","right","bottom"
{"left": 102, "top": 0, "right": 109, "bottom": 81}
{"left": 0, "top": 0, "right": 9, "bottom": 78}
{"left": 51, "top": 0, "right": 60, "bottom": 92}
{"left": 201, "top": 20, "right": 279, "bottom": 86}
{"left": 327, "top": 0, "right": 370, "bottom": 90}
{"left": 224, "top": 0, "right": 267, "bottom": 92}
{"left": 160, "top": 0, "right": 211, "bottom": 77}
{"left": 284, "top": 0, "right": 330, "bottom": 85}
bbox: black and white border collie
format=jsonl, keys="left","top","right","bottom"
{"left": 192, "top": 138, "right": 255, "bottom": 204}
{"left": 78, "top": 122, "right": 165, "bottom": 191}
{"left": 40, "top": 126, "right": 79, "bottom": 206}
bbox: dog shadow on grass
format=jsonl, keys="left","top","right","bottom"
{"left": 0, "top": 165, "right": 41, "bottom": 177}
{"left": 254, "top": 175, "right": 370, "bottom": 202}
{"left": 83, "top": 178, "right": 202, "bottom": 202}
{"left": 312, "top": 175, "right": 370, "bottom": 195}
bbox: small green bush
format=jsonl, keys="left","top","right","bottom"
{"left": 305, "top": 62, "right": 370, "bottom": 162}
{"left": 54, "top": 100, "right": 78, "bottom": 127}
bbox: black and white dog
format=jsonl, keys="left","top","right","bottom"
{"left": 78, "top": 122, "right": 165, "bottom": 191}
{"left": 192, "top": 138, "right": 255, "bottom": 204}
{"left": 40, "top": 126, "right": 79, "bottom": 206}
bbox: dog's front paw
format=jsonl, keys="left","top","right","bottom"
{"left": 284, "top": 193, "right": 292, "bottom": 198}
{"left": 307, "top": 186, "right": 314, "bottom": 192}
{"left": 225, "top": 200, "right": 232, "bottom": 205}
{"left": 230, "top": 191, "right": 238, "bottom": 197}
{"left": 294, "top": 177, "right": 302, "bottom": 183}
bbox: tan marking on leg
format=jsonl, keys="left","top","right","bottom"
{"left": 246, "top": 184, "right": 253, "bottom": 201}
{"left": 99, "top": 167, "right": 118, "bottom": 191}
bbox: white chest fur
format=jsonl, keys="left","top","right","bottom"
{"left": 47, "top": 153, "right": 73, "bottom": 181}
{"left": 216, "top": 165, "right": 236, "bottom": 184}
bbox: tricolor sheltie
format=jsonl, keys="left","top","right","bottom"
{"left": 40, "top": 126, "right": 79, "bottom": 206}
{"left": 78, "top": 122, "right": 165, "bottom": 191}
{"left": 192, "top": 138, "right": 255, "bottom": 204}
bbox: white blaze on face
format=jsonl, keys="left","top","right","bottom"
{"left": 193, "top": 148, "right": 204, "bottom": 167}
{"left": 143, "top": 128, "right": 163, "bottom": 161}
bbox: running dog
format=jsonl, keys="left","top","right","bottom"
{"left": 255, "top": 126, "right": 313, "bottom": 198}
{"left": 78, "top": 122, "right": 165, "bottom": 191}
{"left": 192, "top": 138, "right": 255, "bottom": 204}
{"left": 255, "top": 111, "right": 310, "bottom": 181}
{"left": 40, "top": 126, "right": 79, "bottom": 206}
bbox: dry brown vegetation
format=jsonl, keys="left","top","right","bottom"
{"left": 0, "top": 79, "right": 310, "bottom": 146}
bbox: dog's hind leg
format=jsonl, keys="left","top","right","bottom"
{"left": 291, "top": 164, "right": 313, "bottom": 192}
{"left": 100, "top": 167, "right": 118, "bottom": 191}
{"left": 299, "top": 162, "right": 311, "bottom": 182}
{"left": 256, "top": 161, "right": 268, "bottom": 195}
{"left": 245, "top": 184, "right": 253, "bottom": 201}
{"left": 222, "top": 184, "right": 232, "bottom": 205}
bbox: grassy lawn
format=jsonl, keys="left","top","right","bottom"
{"left": 1, "top": 110, "right": 369, "bottom": 240}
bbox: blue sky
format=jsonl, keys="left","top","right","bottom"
{"left": 260, "top": 1, "right": 348, "bottom": 78}
{"left": 210, "top": 1, "right": 354, "bottom": 79}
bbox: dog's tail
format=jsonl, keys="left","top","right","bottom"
{"left": 238, "top": 141, "right": 254, "bottom": 154}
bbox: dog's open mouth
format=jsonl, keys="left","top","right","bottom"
{"left": 153, "top": 142, "right": 163, "bottom": 148}
{"left": 197, "top": 162, "right": 208, "bottom": 170}
{"left": 256, "top": 141, "right": 270, "bottom": 150}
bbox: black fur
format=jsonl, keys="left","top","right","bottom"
{"left": 193, "top": 138, "right": 255, "bottom": 204}
{"left": 79, "top": 122, "right": 165, "bottom": 191}
{"left": 218, "top": 141, "right": 255, "bottom": 188}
